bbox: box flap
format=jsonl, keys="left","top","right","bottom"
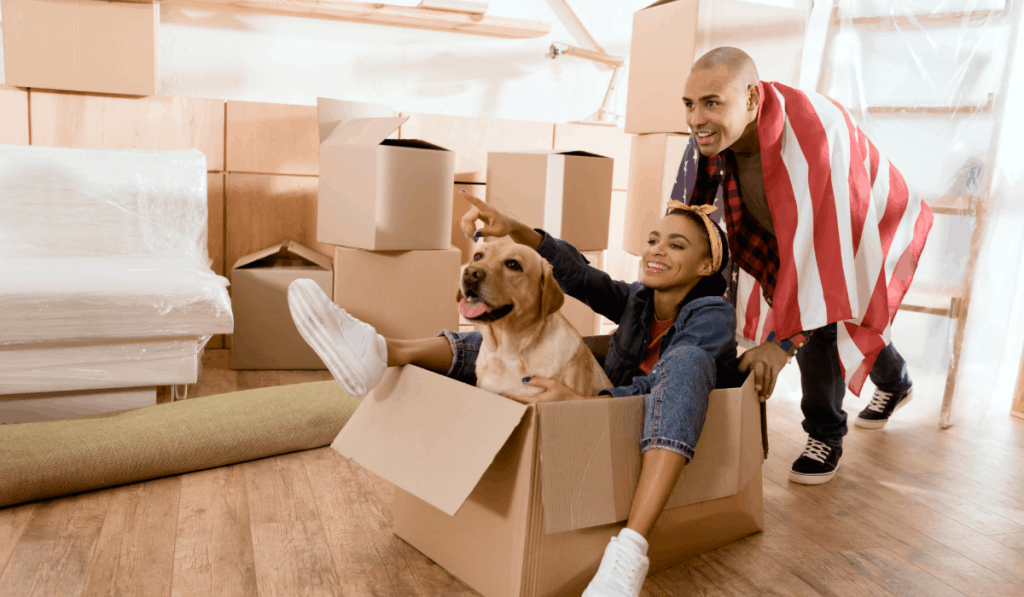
{"left": 381, "top": 138, "right": 452, "bottom": 152}
{"left": 325, "top": 117, "right": 409, "bottom": 147}
{"left": 643, "top": 0, "right": 683, "bottom": 9}
{"left": 493, "top": 150, "right": 610, "bottom": 159}
{"left": 557, "top": 150, "right": 612, "bottom": 159}
{"left": 232, "top": 241, "right": 332, "bottom": 271}
{"left": 537, "top": 396, "right": 644, "bottom": 535}
{"left": 317, "top": 97, "right": 395, "bottom": 143}
{"left": 537, "top": 374, "right": 763, "bottom": 534}
{"left": 331, "top": 365, "right": 529, "bottom": 516}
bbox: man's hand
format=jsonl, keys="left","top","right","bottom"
{"left": 501, "top": 377, "right": 584, "bottom": 404}
{"left": 738, "top": 341, "right": 790, "bottom": 402}
{"left": 460, "top": 191, "right": 514, "bottom": 241}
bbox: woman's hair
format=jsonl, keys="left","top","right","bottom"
{"left": 665, "top": 208, "right": 730, "bottom": 304}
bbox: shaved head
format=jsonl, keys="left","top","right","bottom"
{"left": 691, "top": 47, "right": 759, "bottom": 93}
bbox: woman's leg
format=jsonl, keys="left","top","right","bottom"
{"left": 625, "top": 448, "right": 687, "bottom": 537}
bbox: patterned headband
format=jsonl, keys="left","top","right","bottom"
{"left": 665, "top": 200, "right": 723, "bottom": 272}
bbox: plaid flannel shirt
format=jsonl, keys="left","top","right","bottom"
{"left": 687, "top": 150, "right": 808, "bottom": 352}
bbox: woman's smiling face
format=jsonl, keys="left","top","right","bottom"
{"left": 640, "top": 213, "right": 715, "bottom": 290}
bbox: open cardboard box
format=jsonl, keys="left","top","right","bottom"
{"left": 333, "top": 335, "right": 765, "bottom": 597}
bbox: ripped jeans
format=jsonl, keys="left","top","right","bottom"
{"left": 437, "top": 329, "right": 715, "bottom": 463}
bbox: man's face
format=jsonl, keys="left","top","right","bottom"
{"left": 682, "top": 65, "right": 754, "bottom": 156}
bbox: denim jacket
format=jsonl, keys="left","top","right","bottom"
{"left": 534, "top": 230, "right": 745, "bottom": 392}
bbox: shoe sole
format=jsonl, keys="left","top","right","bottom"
{"left": 789, "top": 462, "right": 840, "bottom": 485}
{"left": 288, "top": 280, "right": 371, "bottom": 398}
{"left": 854, "top": 390, "right": 914, "bottom": 430}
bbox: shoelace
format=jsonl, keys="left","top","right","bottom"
{"left": 802, "top": 438, "right": 831, "bottom": 464}
{"left": 867, "top": 389, "right": 893, "bottom": 413}
{"left": 604, "top": 540, "right": 641, "bottom": 591}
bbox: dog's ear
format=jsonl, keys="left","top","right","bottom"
{"left": 539, "top": 261, "right": 564, "bottom": 318}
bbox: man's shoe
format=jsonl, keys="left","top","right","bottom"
{"left": 855, "top": 386, "right": 913, "bottom": 429}
{"left": 789, "top": 437, "right": 842, "bottom": 485}
{"left": 287, "top": 279, "right": 388, "bottom": 398}
{"left": 582, "top": 528, "right": 650, "bottom": 597}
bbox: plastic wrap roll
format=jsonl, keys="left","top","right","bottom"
{"left": 0, "top": 144, "right": 232, "bottom": 348}
{"left": 0, "top": 380, "right": 359, "bottom": 509}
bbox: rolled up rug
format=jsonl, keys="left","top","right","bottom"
{"left": 0, "top": 380, "right": 356, "bottom": 509}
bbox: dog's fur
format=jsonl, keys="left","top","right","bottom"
{"left": 457, "top": 242, "right": 613, "bottom": 398}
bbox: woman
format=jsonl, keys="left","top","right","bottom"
{"left": 287, "top": 194, "right": 743, "bottom": 597}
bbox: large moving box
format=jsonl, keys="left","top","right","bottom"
{"left": 317, "top": 99, "right": 455, "bottom": 251}
{"left": 230, "top": 241, "right": 333, "bottom": 370}
{"left": 1, "top": 0, "right": 160, "bottom": 96}
{"left": 332, "top": 247, "right": 461, "bottom": 340}
{"left": 334, "top": 365, "right": 763, "bottom": 597}
{"left": 624, "top": 133, "right": 691, "bottom": 256}
{"left": 487, "top": 151, "right": 614, "bottom": 252}
{"left": 625, "top": 0, "right": 809, "bottom": 135}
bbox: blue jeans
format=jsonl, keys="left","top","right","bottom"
{"left": 795, "top": 323, "right": 913, "bottom": 447}
{"left": 437, "top": 329, "right": 715, "bottom": 463}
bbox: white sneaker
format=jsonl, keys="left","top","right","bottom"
{"left": 287, "top": 279, "right": 388, "bottom": 398}
{"left": 583, "top": 528, "right": 650, "bottom": 597}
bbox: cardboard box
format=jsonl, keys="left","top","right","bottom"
{"left": 333, "top": 365, "right": 764, "bottom": 597}
{"left": 1, "top": 0, "right": 159, "bottom": 96}
{"left": 0, "top": 86, "right": 29, "bottom": 146}
{"left": 624, "top": 133, "right": 690, "bottom": 256}
{"left": 553, "top": 124, "right": 632, "bottom": 191}
{"left": 400, "top": 113, "right": 556, "bottom": 183}
{"left": 230, "top": 241, "right": 333, "bottom": 370}
{"left": 486, "top": 151, "right": 613, "bottom": 252}
{"left": 30, "top": 92, "right": 225, "bottom": 171}
{"left": 226, "top": 101, "right": 320, "bottom": 176}
{"left": 333, "top": 247, "right": 461, "bottom": 340}
{"left": 625, "top": 0, "right": 808, "bottom": 135}
{"left": 318, "top": 99, "right": 455, "bottom": 251}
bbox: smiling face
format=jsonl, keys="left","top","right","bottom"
{"left": 683, "top": 64, "right": 759, "bottom": 156}
{"left": 641, "top": 214, "right": 716, "bottom": 291}
{"left": 458, "top": 242, "right": 564, "bottom": 327}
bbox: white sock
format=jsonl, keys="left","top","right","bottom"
{"left": 617, "top": 528, "right": 649, "bottom": 556}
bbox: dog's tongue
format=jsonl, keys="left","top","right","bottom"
{"left": 459, "top": 298, "right": 487, "bottom": 319}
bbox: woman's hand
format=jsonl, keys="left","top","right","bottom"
{"left": 501, "top": 377, "right": 585, "bottom": 404}
{"left": 738, "top": 341, "right": 789, "bottom": 402}
{"left": 460, "top": 191, "right": 515, "bottom": 241}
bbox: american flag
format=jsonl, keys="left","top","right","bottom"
{"left": 695, "top": 82, "right": 934, "bottom": 396}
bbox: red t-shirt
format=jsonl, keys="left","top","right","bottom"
{"left": 638, "top": 316, "right": 676, "bottom": 374}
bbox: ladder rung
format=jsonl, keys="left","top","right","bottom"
{"left": 900, "top": 287, "right": 963, "bottom": 317}
{"left": 926, "top": 195, "right": 979, "bottom": 216}
{"left": 841, "top": 9, "right": 1008, "bottom": 30}
{"left": 845, "top": 102, "right": 993, "bottom": 115}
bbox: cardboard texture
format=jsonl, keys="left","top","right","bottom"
{"left": 553, "top": 124, "right": 632, "bottom": 191}
{"left": 0, "top": 86, "right": 30, "bottom": 146}
{"left": 453, "top": 183, "right": 487, "bottom": 264}
{"left": 207, "top": 173, "right": 225, "bottom": 350}
{"left": 334, "top": 367, "right": 763, "bottom": 597}
{"left": 332, "top": 247, "right": 461, "bottom": 340}
{"left": 400, "top": 113, "right": 556, "bottom": 183}
{"left": 624, "top": 133, "right": 690, "bottom": 256}
{"left": 230, "top": 241, "right": 333, "bottom": 370}
{"left": 625, "top": 0, "right": 808, "bottom": 135}
{"left": 318, "top": 99, "right": 455, "bottom": 251}
{"left": 226, "top": 101, "right": 320, "bottom": 176}
{"left": 30, "top": 92, "right": 225, "bottom": 171}
{"left": 1, "top": 0, "right": 159, "bottom": 97}
{"left": 487, "top": 151, "right": 614, "bottom": 252}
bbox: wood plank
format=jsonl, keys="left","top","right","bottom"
{"left": 1013, "top": 345, "right": 1024, "bottom": 417}
{"left": 225, "top": 101, "right": 319, "bottom": 176}
{"left": 242, "top": 451, "right": 345, "bottom": 597}
{"left": 991, "top": 533, "right": 1024, "bottom": 555}
{"left": 29, "top": 91, "right": 226, "bottom": 171}
{"left": 224, "top": 173, "right": 334, "bottom": 286}
{"left": 208, "top": 173, "right": 226, "bottom": 350}
{"left": 400, "top": 113, "right": 555, "bottom": 183}
{"left": 166, "top": 0, "right": 551, "bottom": 39}
{"left": 0, "top": 503, "right": 37, "bottom": 579}
{"left": 0, "top": 492, "right": 111, "bottom": 597}
{"left": 841, "top": 547, "right": 969, "bottom": 597}
{"left": 0, "top": 86, "right": 30, "bottom": 146}
{"left": 79, "top": 477, "right": 181, "bottom": 597}
{"left": 171, "top": 464, "right": 258, "bottom": 597}
{"left": 553, "top": 123, "right": 632, "bottom": 191}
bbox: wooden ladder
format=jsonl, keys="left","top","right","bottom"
{"left": 805, "top": 0, "right": 1022, "bottom": 427}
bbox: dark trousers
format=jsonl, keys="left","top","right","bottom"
{"left": 794, "top": 323, "right": 913, "bottom": 447}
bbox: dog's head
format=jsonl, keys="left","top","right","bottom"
{"left": 456, "top": 242, "right": 564, "bottom": 327}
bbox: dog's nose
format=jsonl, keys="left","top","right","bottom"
{"left": 463, "top": 266, "right": 485, "bottom": 283}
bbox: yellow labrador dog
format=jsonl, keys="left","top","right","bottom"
{"left": 458, "top": 241, "right": 612, "bottom": 398}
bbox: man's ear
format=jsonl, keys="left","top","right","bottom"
{"left": 748, "top": 82, "right": 761, "bottom": 112}
{"left": 539, "top": 261, "right": 565, "bottom": 318}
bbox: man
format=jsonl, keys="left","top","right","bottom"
{"left": 679, "top": 47, "right": 933, "bottom": 485}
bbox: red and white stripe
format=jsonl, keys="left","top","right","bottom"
{"left": 738, "top": 82, "right": 933, "bottom": 396}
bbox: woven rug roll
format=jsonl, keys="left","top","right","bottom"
{"left": 0, "top": 380, "right": 357, "bottom": 509}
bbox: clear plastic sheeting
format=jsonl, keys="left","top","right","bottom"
{"left": 0, "top": 144, "right": 233, "bottom": 393}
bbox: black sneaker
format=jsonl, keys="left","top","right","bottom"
{"left": 789, "top": 437, "right": 842, "bottom": 485}
{"left": 854, "top": 386, "right": 913, "bottom": 429}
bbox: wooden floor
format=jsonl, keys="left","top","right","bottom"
{"left": 1, "top": 349, "right": 1023, "bottom": 596}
